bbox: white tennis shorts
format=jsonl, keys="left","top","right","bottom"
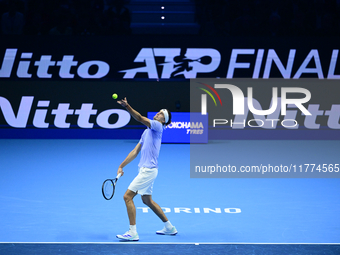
{"left": 128, "top": 167, "right": 158, "bottom": 195}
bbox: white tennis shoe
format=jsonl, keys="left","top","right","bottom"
{"left": 156, "top": 226, "right": 178, "bottom": 235}
{"left": 116, "top": 231, "right": 139, "bottom": 241}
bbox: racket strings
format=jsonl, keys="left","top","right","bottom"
{"left": 103, "top": 180, "right": 115, "bottom": 199}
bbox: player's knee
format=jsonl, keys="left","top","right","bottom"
{"left": 141, "top": 196, "right": 152, "bottom": 206}
{"left": 123, "top": 194, "right": 128, "bottom": 202}
{"left": 123, "top": 193, "right": 132, "bottom": 202}
{"left": 123, "top": 190, "right": 137, "bottom": 202}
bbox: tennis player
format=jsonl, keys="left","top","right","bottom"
{"left": 116, "top": 97, "right": 177, "bottom": 241}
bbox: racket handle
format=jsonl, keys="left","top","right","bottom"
{"left": 116, "top": 173, "right": 122, "bottom": 179}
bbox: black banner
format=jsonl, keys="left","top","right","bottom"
{"left": 1, "top": 35, "right": 340, "bottom": 80}
{"left": 0, "top": 80, "right": 189, "bottom": 138}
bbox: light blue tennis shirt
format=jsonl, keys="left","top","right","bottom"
{"left": 138, "top": 120, "right": 163, "bottom": 169}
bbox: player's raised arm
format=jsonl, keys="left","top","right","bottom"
{"left": 117, "top": 97, "right": 151, "bottom": 128}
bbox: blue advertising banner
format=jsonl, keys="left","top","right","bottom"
{"left": 147, "top": 112, "right": 208, "bottom": 143}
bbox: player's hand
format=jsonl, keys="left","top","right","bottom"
{"left": 117, "top": 97, "right": 128, "bottom": 108}
{"left": 117, "top": 167, "right": 124, "bottom": 177}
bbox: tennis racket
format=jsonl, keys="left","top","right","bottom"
{"left": 102, "top": 173, "right": 122, "bottom": 200}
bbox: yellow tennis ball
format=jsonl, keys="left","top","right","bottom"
{"left": 112, "top": 93, "right": 118, "bottom": 99}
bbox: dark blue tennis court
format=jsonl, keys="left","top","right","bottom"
{"left": 1, "top": 139, "right": 340, "bottom": 246}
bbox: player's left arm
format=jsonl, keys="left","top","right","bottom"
{"left": 117, "top": 97, "right": 151, "bottom": 128}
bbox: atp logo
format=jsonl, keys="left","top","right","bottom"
{"left": 119, "top": 48, "right": 221, "bottom": 79}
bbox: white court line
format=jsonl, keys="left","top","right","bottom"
{"left": 1, "top": 242, "right": 340, "bottom": 245}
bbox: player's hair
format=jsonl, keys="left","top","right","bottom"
{"left": 164, "top": 109, "right": 172, "bottom": 126}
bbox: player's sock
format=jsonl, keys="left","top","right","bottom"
{"left": 164, "top": 221, "right": 173, "bottom": 230}
{"left": 129, "top": 225, "right": 137, "bottom": 234}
